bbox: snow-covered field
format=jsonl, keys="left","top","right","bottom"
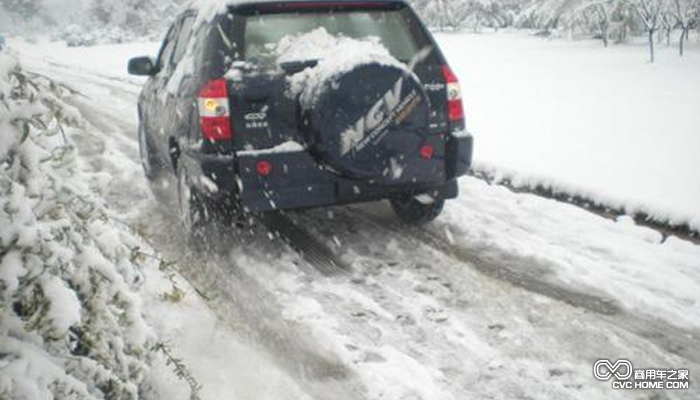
{"left": 437, "top": 32, "right": 700, "bottom": 231}
{"left": 3, "top": 33, "right": 700, "bottom": 399}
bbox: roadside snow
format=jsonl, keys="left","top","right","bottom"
{"left": 9, "top": 38, "right": 160, "bottom": 84}
{"left": 140, "top": 256, "right": 314, "bottom": 400}
{"left": 444, "top": 177, "right": 700, "bottom": 330}
{"left": 5, "top": 43, "right": 319, "bottom": 400}
{"left": 0, "top": 54, "right": 156, "bottom": 399}
{"left": 436, "top": 32, "right": 700, "bottom": 231}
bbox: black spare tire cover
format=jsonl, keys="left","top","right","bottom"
{"left": 305, "top": 63, "right": 429, "bottom": 179}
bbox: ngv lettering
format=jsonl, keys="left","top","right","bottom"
{"left": 341, "top": 78, "right": 403, "bottom": 156}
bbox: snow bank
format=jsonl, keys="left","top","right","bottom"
{"left": 445, "top": 176, "right": 700, "bottom": 330}
{"left": 276, "top": 28, "right": 406, "bottom": 110}
{"left": 0, "top": 54, "right": 156, "bottom": 400}
{"left": 437, "top": 32, "right": 700, "bottom": 233}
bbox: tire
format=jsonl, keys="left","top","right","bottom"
{"left": 139, "top": 123, "right": 160, "bottom": 181}
{"left": 139, "top": 124, "right": 170, "bottom": 202}
{"left": 390, "top": 195, "right": 445, "bottom": 224}
{"left": 177, "top": 165, "right": 240, "bottom": 249}
{"left": 177, "top": 165, "right": 213, "bottom": 246}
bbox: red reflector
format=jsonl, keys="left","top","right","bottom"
{"left": 200, "top": 116, "right": 231, "bottom": 141}
{"left": 420, "top": 145, "right": 435, "bottom": 160}
{"left": 199, "top": 79, "right": 228, "bottom": 98}
{"left": 256, "top": 160, "right": 272, "bottom": 176}
{"left": 448, "top": 101, "right": 464, "bottom": 121}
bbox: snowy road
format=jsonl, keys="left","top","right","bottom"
{"left": 13, "top": 41, "right": 700, "bottom": 400}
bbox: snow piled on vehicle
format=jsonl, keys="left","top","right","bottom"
{"left": 188, "top": 0, "right": 238, "bottom": 28}
{"left": 0, "top": 53, "right": 157, "bottom": 400}
{"left": 275, "top": 28, "right": 408, "bottom": 110}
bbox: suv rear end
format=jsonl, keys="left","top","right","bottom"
{"left": 134, "top": 0, "right": 473, "bottom": 228}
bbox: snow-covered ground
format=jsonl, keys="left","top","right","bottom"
{"left": 437, "top": 32, "right": 700, "bottom": 231}
{"left": 4, "top": 34, "right": 700, "bottom": 399}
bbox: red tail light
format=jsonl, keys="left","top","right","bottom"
{"left": 441, "top": 65, "right": 464, "bottom": 122}
{"left": 198, "top": 79, "right": 232, "bottom": 141}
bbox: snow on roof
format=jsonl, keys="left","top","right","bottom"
{"left": 187, "top": 0, "right": 404, "bottom": 26}
{"left": 189, "top": 0, "right": 401, "bottom": 8}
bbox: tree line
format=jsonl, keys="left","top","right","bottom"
{"left": 2, "top": 0, "right": 698, "bottom": 61}
{"left": 410, "top": 0, "right": 699, "bottom": 61}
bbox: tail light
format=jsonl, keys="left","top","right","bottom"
{"left": 441, "top": 65, "right": 464, "bottom": 122}
{"left": 198, "top": 79, "right": 232, "bottom": 141}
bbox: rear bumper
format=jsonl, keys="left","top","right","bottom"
{"left": 182, "top": 132, "right": 473, "bottom": 212}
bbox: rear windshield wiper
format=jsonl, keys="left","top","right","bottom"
{"left": 279, "top": 60, "right": 319, "bottom": 74}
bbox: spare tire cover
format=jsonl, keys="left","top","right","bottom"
{"left": 306, "top": 63, "right": 429, "bottom": 179}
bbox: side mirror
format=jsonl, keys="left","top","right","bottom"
{"left": 128, "top": 56, "right": 157, "bottom": 76}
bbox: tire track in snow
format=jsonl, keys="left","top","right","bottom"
{"left": 137, "top": 216, "right": 368, "bottom": 400}
{"left": 288, "top": 203, "right": 700, "bottom": 399}
{"left": 351, "top": 205, "right": 622, "bottom": 316}
{"left": 261, "top": 212, "right": 350, "bottom": 276}
{"left": 345, "top": 204, "right": 700, "bottom": 366}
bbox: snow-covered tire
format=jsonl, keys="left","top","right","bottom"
{"left": 139, "top": 124, "right": 160, "bottom": 181}
{"left": 177, "top": 166, "right": 214, "bottom": 246}
{"left": 390, "top": 195, "right": 445, "bottom": 224}
{"left": 139, "top": 124, "right": 170, "bottom": 202}
{"left": 177, "top": 166, "right": 239, "bottom": 249}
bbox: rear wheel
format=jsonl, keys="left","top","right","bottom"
{"left": 390, "top": 195, "right": 445, "bottom": 224}
{"left": 139, "top": 124, "right": 170, "bottom": 201}
{"left": 177, "top": 166, "right": 240, "bottom": 248}
{"left": 139, "top": 124, "right": 159, "bottom": 180}
{"left": 177, "top": 166, "right": 214, "bottom": 246}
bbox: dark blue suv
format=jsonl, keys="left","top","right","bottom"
{"left": 128, "top": 0, "right": 473, "bottom": 235}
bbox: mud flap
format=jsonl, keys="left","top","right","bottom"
{"left": 446, "top": 131, "right": 473, "bottom": 179}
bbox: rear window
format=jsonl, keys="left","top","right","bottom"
{"left": 243, "top": 9, "right": 421, "bottom": 64}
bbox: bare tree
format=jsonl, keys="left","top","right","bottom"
{"left": 89, "top": 0, "right": 114, "bottom": 25}
{"left": 635, "top": 0, "right": 663, "bottom": 62}
{"left": 421, "top": 0, "right": 449, "bottom": 30}
{"left": 673, "top": 0, "right": 699, "bottom": 55}
{"left": 0, "top": 0, "right": 42, "bottom": 21}
{"left": 443, "top": 0, "right": 471, "bottom": 30}
{"left": 659, "top": 10, "right": 676, "bottom": 45}
{"left": 580, "top": 0, "right": 614, "bottom": 46}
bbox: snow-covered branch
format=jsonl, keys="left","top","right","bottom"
{"left": 0, "top": 54, "right": 156, "bottom": 400}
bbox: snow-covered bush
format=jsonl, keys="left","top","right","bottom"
{"left": 78, "top": 0, "right": 189, "bottom": 45}
{"left": 0, "top": 54, "right": 156, "bottom": 399}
